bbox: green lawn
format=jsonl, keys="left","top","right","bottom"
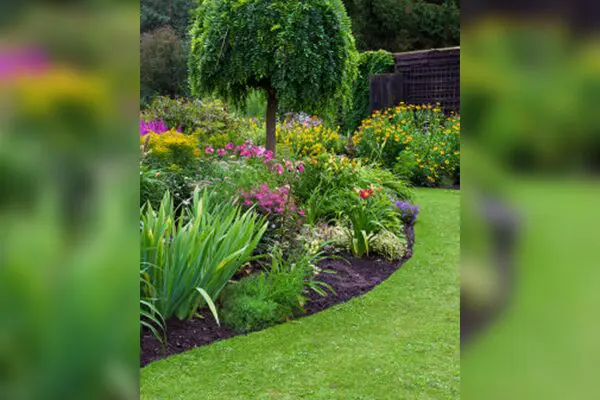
{"left": 141, "top": 189, "right": 460, "bottom": 400}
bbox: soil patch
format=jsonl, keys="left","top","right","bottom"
{"left": 141, "top": 225, "right": 415, "bottom": 367}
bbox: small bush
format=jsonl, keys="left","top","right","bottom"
{"left": 142, "top": 96, "right": 242, "bottom": 138}
{"left": 221, "top": 254, "right": 307, "bottom": 333}
{"left": 220, "top": 245, "right": 332, "bottom": 333}
{"left": 370, "top": 230, "right": 407, "bottom": 261}
{"left": 140, "top": 26, "right": 188, "bottom": 100}
{"left": 141, "top": 129, "right": 200, "bottom": 170}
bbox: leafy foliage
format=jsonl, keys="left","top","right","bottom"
{"left": 141, "top": 0, "right": 196, "bottom": 38}
{"left": 189, "top": 0, "right": 358, "bottom": 115}
{"left": 343, "top": 0, "right": 460, "bottom": 52}
{"left": 140, "top": 191, "right": 268, "bottom": 321}
{"left": 342, "top": 50, "right": 395, "bottom": 134}
{"left": 352, "top": 104, "right": 460, "bottom": 186}
{"left": 220, "top": 246, "right": 329, "bottom": 333}
{"left": 141, "top": 26, "right": 189, "bottom": 101}
{"left": 142, "top": 96, "right": 242, "bottom": 136}
{"left": 370, "top": 229, "right": 407, "bottom": 261}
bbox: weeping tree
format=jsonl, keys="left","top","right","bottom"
{"left": 189, "top": 0, "right": 358, "bottom": 154}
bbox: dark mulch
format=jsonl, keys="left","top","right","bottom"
{"left": 141, "top": 225, "right": 415, "bottom": 367}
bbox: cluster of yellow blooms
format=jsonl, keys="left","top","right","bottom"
{"left": 142, "top": 129, "right": 200, "bottom": 169}
{"left": 308, "top": 153, "right": 362, "bottom": 174}
{"left": 277, "top": 122, "right": 340, "bottom": 157}
{"left": 352, "top": 103, "right": 460, "bottom": 186}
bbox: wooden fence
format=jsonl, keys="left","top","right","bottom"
{"left": 370, "top": 47, "right": 460, "bottom": 113}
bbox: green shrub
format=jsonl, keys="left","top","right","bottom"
{"left": 370, "top": 230, "right": 407, "bottom": 261}
{"left": 293, "top": 153, "right": 412, "bottom": 221}
{"left": 142, "top": 96, "right": 242, "bottom": 137}
{"left": 140, "top": 190, "right": 268, "bottom": 322}
{"left": 343, "top": 0, "right": 460, "bottom": 52}
{"left": 140, "top": 26, "right": 188, "bottom": 101}
{"left": 140, "top": 163, "right": 167, "bottom": 208}
{"left": 342, "top": 50, "right": 394, "bottom": 134}
{"left": 221, "top": 247, "right": 329, "bottom": 333}
{"left": 344, "top": 187, "right": 398, "bottom": 257}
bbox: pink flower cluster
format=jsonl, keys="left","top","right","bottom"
{"left": 240, "top": 184, "right": 304, "bottom": 217}
{"left": 205, "top": 141, "right": 274, "bottom": 162}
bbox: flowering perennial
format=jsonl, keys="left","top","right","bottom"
{"left": 395, "top": 200, "right": 420, "bottom": 224}
{"left": 239, "top": 184, "right": 303, "bottom": 217}
{"left": 140, "top": 119, "right": 179, "bottom": 136}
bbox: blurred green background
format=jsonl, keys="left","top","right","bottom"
{"left": 461, "top": 17, "right": 600, "bottom": 399}
{"left": 0, "top": 4, "right": 139, "bottom": 399}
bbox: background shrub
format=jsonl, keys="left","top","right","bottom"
{"left": 140, "top": 26, "right": 188, "bottom": 102}
{"left": 343, "top": 0, "right": 460, "bottom": 52}
{"left": 342, "top": 50, "right": 395, "bottom": 134}
{"left": 142, "top": 96, "right": 242, "bottom": 138}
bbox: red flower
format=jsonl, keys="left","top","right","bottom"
{"left": 359, "top": 189, "right": 374, "bottom": 200}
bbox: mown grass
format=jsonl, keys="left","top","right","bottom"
{"left": 141, "top": 188, "right": 460, "bottom": 400}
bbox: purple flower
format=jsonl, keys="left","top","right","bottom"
{"left": 394, "top": 200, "right": 420, "bottom": 224}
{"left": 140, "top": 119, "right": 175, "bottom": 136}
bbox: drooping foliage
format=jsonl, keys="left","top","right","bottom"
{"left": 189, "top": 0, "right": 358, "bottom": 152}
{"left": 342, "top": 50, "right": 395, "bottom": 133}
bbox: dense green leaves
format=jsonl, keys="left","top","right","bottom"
{"left": 140, "top": 190, "right": 268, "bottom": 322}
{"left": 189, "top": 0, "right": 358, "bottom": 115}
{"left": 343, "top": 0, "right": 460, "bottom": 52}
{"left": 342, "top": 50, "right": 395, "bottom": 133}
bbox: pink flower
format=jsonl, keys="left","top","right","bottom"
{"left": 217, "top": 149, "right": 226, "bottom": 157}
{"left": 296, "top": 163, "right": 305, "bottom": 173}
{"left": 264, "top": 151, "right": 274, "bottom": 162}
{"left": 225, "top": 143, "right": 234, "bottom": 150}
{"left": 205, "top": 146, "right": 215, "bottom": 155}
{"left": 273, "top": 164, "right": 284, "bottom": 175}
{"left": 298, "top": 210, "right": 306, "bottom": 217}
{"left": 244, "top": 200, "right": 253, "bottom": 206}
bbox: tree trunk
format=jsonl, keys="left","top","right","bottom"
{"left": 266, "top": 87, "right": 277, "bottom": 155}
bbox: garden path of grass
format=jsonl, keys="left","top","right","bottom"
{"left": 141, "top": 188, "right": 460, "bottom": 400}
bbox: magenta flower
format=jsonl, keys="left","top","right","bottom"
{"left": 140, "top": 119, "right": 171, "bottom": 136}
{"left": 205, "top": 146, "right": 215, "bottom": 155}
{"left": 296, "top": 163, "right": 305, "bottom": 173}
{"left": 225, "top": 143, "right": 234, "bottom": 150}
{"left": 298, "top": 210, "right": 306, "bottom": 217}
{"left": 217, "top": 148, "right": 226, "bottom": 157}
{"left": 273, "top": 164, "right": 284, "bottom": 175}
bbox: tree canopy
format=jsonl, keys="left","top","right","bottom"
{"left": 189, "top": 0, "right": 358, "bottom": 152}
